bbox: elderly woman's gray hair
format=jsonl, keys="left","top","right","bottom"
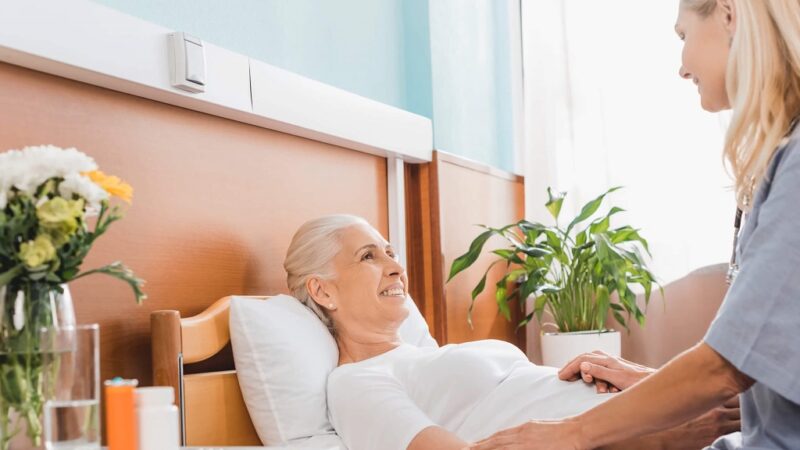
{"left": 283, "top": 214, "right": 372, "bottom": 331}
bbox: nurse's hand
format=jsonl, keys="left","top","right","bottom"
{"left": 671, "top": 396, "right": 741, "bottom": 449}
{"left": 558, "top": 350, "right": 654, "bottom": 393}
{"left": 466, "top": 419, "right": 583, "bottom": 450}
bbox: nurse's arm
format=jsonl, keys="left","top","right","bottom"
{"left": 579, "top": 341, "right": 753, "bottom": 449}
{"left": 469, "top": 341, "right": 752, "bottom": 450}
{"left": 408, "top": 426, "right": 468, "bottom": 450}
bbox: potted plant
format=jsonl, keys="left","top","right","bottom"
{"left": 448, "top": 187, "right": 660, "bottom": 368}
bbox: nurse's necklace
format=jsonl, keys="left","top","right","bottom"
{"left": 726, "top": 208, "right": 743, "bottom": 285}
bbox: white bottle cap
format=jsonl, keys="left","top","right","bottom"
{"left": 135, "top": 386, "right": 174, "bottom": 407}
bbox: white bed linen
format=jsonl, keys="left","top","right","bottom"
{"left": 328, "top": 340, "right": 611, "bottom": 450}
{"left": 285, "top": 434, "right": 347, "bottom": 449}
{"left": 187, "top": 434, "right": 346, "bottom": 449}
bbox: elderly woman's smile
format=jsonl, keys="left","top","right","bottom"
{"left": 379, "top": 283, "right": 406, "bottom": 297}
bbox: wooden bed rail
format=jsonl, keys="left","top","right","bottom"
{"left": 150, "top": 295, "right": 268, "bottom": 445}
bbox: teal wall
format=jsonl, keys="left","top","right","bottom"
{"left": 430, "top": 0, "right": 515, "bottom": 172}
{"left": 92, "top": 0, "right": 516, "bottom": 172}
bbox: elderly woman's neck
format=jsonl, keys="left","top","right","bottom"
{"left": 335, "top": 329, "right": 402, "bottom": 365}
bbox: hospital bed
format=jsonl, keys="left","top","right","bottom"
{"left": 150, "top": 264, "right": 728, "bottom": 447}
{"left": 150, "top": 295, "right": 345, "bottom": 448}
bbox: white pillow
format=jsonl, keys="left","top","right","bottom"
{"left": 229, "top": 294, "right": 436, "bottom": 445}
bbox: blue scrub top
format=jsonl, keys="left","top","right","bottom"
{"left": 704, "top": 132, "right": 800, "bottom": 449}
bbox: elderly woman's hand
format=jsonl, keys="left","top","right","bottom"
{"left": 558, "top": 350, "right": 655, "bottom": 393}
{"left": 466, "top": 419, "right": 584, "bottom": 450}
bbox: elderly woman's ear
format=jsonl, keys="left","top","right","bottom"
{"left": 307, "top": 277, "right": 337, "bottom": 311}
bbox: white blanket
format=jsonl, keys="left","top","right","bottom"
{"left": 328, "top": 340, "right": 611, "bottom": 450}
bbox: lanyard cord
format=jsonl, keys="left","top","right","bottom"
{"left": 727, "top": 208, "right": 742, "bottom": 285}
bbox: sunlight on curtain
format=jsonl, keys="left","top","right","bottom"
{"left": 522, "top": 0, "right": 735, "bottom": 284}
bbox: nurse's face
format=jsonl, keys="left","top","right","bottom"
{"left": 317, "top": 224, "right": 409, "bottom": 337}
{"left": 675, "top": 0, "right": 736, "bottom": 112}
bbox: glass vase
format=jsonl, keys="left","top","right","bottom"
{"left": 0, "top": 284, "right": 76, "bottom": 450}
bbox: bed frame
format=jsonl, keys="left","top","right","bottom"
{"left": 151, "top": 296, "right": 269, "bottom": 446}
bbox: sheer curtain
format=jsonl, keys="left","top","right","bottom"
{"left": 521, "top": 0, "right": 735, "bottom": 285}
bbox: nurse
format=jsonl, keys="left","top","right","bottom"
{"left": 470, "top": 0, "right": 800, "bottom": 449}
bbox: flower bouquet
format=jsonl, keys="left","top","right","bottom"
{"left": 0, "top": 145, "right": 145, "bottom": 449}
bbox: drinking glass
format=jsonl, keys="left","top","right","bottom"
{"left": 40, "top": 324, "right": 100, "bottom": 450}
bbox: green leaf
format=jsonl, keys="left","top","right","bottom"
{"left": 470, "top": 263, "right": 493, "bottom": 301}
{"left": 491, "top": 249, "right": 523, "bottom": 264}
{"left": 595, "top": 284, "right": 610, "bottom": 329}
{"left": 517, "top": 220, "right": 547, "bottom": 244}
{"left": 566, "top": 186, "right": 623, "bottom": 236}
{"left": 74, "top": 261, "right": 147, "bottom": 303}
{"left": 448, "top": 229, "right": 494, "bottom": 281}
{"left": 545, "top": 187, "right": 566, "bottom": 220}
{"left": 576, "top": 229, "right": 587, "bottom": 246}
{"left": 543, "top": 230, "right": 562, "bottom": 253}
{"left": 533, "top": 295, "right": 548, "bottom": 313}
{"left": 634, "top": 306, "right": 646, "bottom": 326}
{"left": 0, "top": 265, "right": 23, "bottom": 287}
{"left": 517, "top": 312, "right": 535, "bottom": 330}
{"left": 495, "top": 279, "right": 511, "bottom": 321}
{"left": 519, "top": 268, "right": 547, "bottom": 307}
{"left": 589, "top": 207, "right": 624, "bottom": 235}
{"left": 610, "top": 226, "right": 651, "bottom": 255}
{"left": 612, "top": 309, "right": 629, "bottom": 331}
{"left": 537, "top": 284, "right": 561, "bottom": 295}
{"left": 505, "top": 268, "right": 529, "bottom": 284}
{"left": 513, "top": 242, "right": 552, "bottom": 258}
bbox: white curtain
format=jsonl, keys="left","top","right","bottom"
{"left": 521, "top": 0, "right": 735, "bottom": 285}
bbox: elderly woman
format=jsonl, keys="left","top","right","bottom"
{"left": 283, "top": 214, "right": 738, "bottom": 450}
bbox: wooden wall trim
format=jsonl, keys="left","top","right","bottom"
{"left": 435, "top": 150, "right": 523, "bottom": 183}
{"left": 406, "top": 151, "right": 525, "bottom": 350}
{"left": 405, "top": 159, "right": 447, "bottom": 343}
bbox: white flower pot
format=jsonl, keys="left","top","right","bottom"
{"left": 540, "top": 330, "right": 621, "bottom": 369}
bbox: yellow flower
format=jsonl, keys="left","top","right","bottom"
{"left": 19, "top": 235, "right": 56, "bottom": 269}
{"left": 37, "top": 197, "right": 82, "bottom": 223}
{"left": 83, "top": 170, "right": 133, "bottom": 203}
{"left": 37, "top": 197, "right": 83, "bottom": 246}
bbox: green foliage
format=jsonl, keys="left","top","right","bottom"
{"left": 0, "top": 194, "right": 145, "bottom": 304}
{"left": 448, "top": 187, "right": 661, "bottom": 332}
{"left": 0, "top": 182, "right": 145, "bottom": 448}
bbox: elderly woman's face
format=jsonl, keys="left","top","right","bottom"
{"left": 325, "top": 224, "right": 409, "bottom": 335}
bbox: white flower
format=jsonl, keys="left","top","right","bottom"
{"left": 13, "top": 290, "right": 25, "bottom": 331}
{"left": 59, "top": 173, "right": 108, "bottom": 211}
{"left": 0, "top": 146, "right": 97, "bottom": 205}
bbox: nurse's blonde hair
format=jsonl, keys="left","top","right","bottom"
{"left": 683, "top": 0, "right": 800, "bottom": 209}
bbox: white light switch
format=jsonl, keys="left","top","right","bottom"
{"left": 168, "top": 32, "right": 206, "bottom": 93}
{"left": 184, "top": 40, "right": 205, "bottom": 85}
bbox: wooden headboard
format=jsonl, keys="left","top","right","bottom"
{"left": 151, "top": 296, "right": 267, "bottom": 446}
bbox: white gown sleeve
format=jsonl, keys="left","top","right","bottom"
{"left": 327, "top": 368, "right": 436, "bottom": 450}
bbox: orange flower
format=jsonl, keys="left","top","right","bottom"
{"left": 83, "top": 170, "right": 133, "bottom": 203}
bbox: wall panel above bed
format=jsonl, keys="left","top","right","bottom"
{"left": 405, "top": 151, "right": 526, "bottom": 351}
{"left": 0, "top": 62, "right": 389, "bottom": 385}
